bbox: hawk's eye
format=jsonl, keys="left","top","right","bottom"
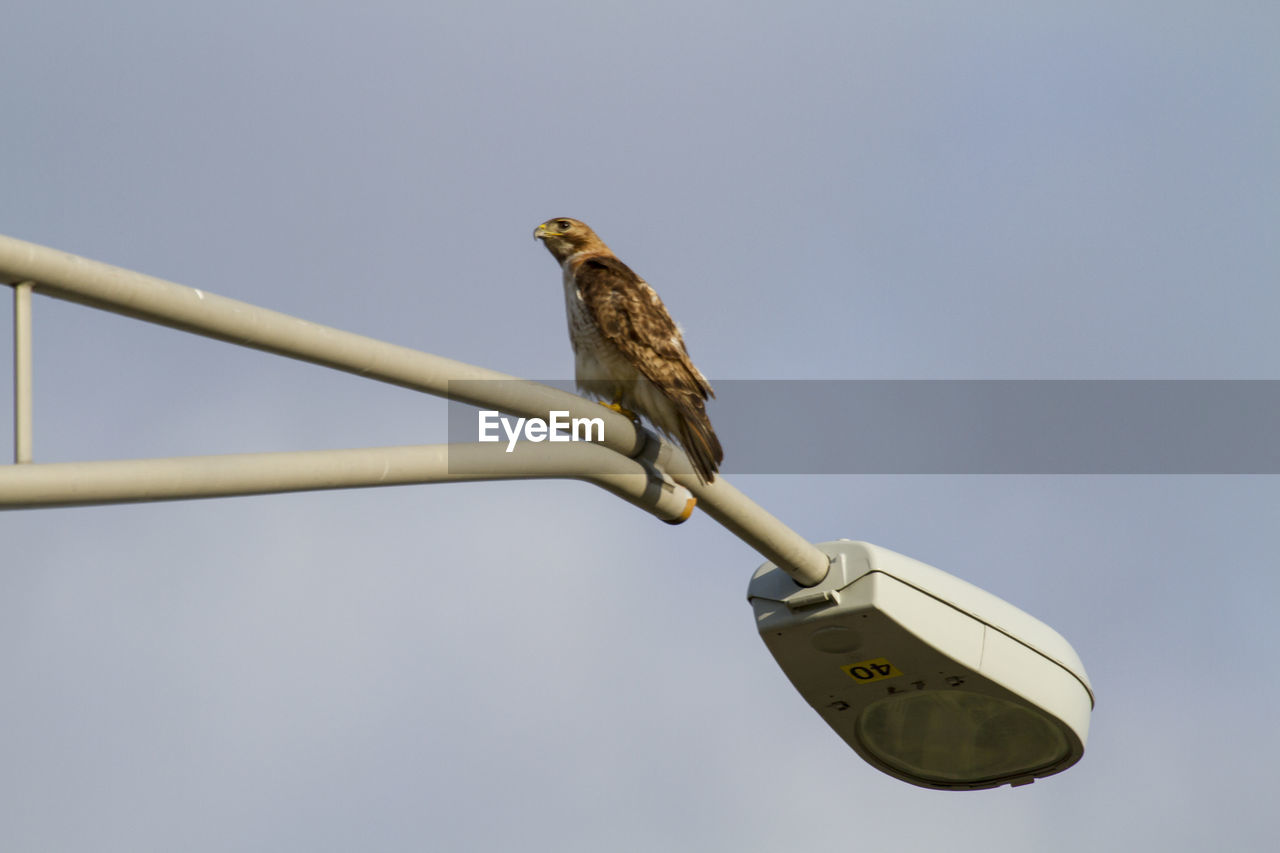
{"left": 556, "top": 220, "right": 571, "bottom": 231}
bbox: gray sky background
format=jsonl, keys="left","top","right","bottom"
{"left": 3, "top": 2, "right": 1277, "bottom": 850}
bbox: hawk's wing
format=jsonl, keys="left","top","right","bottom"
{"left": 575, "top": 255, "right": 713, "bottom": 397}
{"left": 574, "top": 255, "right": 722, "bottom": 480}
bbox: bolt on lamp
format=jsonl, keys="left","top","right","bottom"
{"left": 748, "top": 540, "right": 1092, "bottom": 790}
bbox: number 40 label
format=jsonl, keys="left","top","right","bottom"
{"left": 842, "top": 657, "right": 903, "bottom": 684}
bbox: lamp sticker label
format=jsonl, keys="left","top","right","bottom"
{"left": 842, "top": 657, "right": 903, "bottom": 684}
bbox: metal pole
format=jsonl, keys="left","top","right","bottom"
{"left": 12, "top": 281, "right": 33, "bottom": 464}
{"left": 0, "top": 233, "right": 830, "bottom": 585}
{"left": 687, "top": 477, "right": 830, "bottom": 585}
{"left": 0, "top": 233, "right": 646, "bottom": 459}
{"left": 0, "top": 441, "right": 697, "bottom": 522}
{"left": 636, "top": 420, "right": 831, "bottom": 585}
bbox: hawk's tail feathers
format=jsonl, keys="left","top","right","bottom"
{"left": 675, "top": 399, "right": 723, "bottom": 485}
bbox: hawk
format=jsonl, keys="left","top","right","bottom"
{"left": 534, "top": 217, "right": 723, "bottom": 483}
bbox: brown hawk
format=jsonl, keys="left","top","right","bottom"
{"left": 534, "top": 217, "right": 723, "bottom": 483}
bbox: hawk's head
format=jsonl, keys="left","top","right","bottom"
{"left": 534, "top": 217, "right": 609, "bottom": 262}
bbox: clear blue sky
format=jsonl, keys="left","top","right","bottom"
{"left": 3, "top": 2, "right": 1277, "bottom": 850}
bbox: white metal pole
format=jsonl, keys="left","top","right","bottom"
{"left": 0, "top": 233, "right": 830, "bottom": 585}
{"left": 12, "top": 281, "right": 33, "bottom": 464}
{"left": 0, "top": 234, "right": 643, "bottom": 454}
{"left": 0, "top": 441, "right": 697, "bottom": 522}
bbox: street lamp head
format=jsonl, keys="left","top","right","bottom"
{"left": 748, "top": 540, "right": 1092, "bottom": 790}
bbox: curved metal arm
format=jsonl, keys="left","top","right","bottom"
{"left": 0, "top": 232, "right": 830, "bottom": 585}
{"left": 0, "top": 234, "right": 646, "bottom": 459}
{"left": 0, "top": 442, "right": 697, "bottom": 522}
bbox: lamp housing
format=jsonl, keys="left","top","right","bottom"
{"left": 748, "top": 540, "right": 1093, "bottom": 790}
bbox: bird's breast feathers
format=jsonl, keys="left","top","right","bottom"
{"left": 561, "top": 263, "right": 641, "bottom": 391}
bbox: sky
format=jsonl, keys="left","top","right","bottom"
{"left": 2, "top": 1, "right": 1278, "bottom": 850}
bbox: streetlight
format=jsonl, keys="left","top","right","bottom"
{"left": 2, "top": 233, "right": 1092, "bottom": 790}
{"left": 749, "top": 540, "right": 1092, "bottom": 790}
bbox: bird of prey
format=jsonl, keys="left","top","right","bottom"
{"left": 534, "top": 217, "right": 723, "bottom": 483}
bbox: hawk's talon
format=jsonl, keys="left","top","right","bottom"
{"left": 599, "top": 400, "right": 642, "bottom": 425}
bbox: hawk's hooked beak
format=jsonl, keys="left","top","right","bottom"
{"left": 533, "top": 223, "right": 549, "bottom": 240}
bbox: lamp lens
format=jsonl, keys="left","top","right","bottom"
{"left": 856, "top": 689, "right": 1070, "bottom": 785}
